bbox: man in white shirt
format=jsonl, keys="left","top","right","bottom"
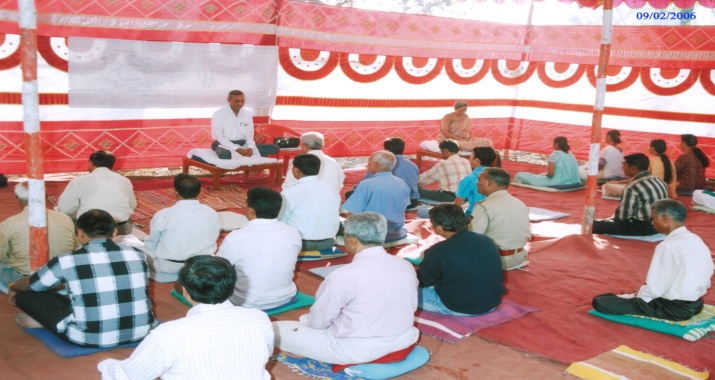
{"left": 210, "top": 89, "right": 279, "bottom": 158}
{"left": 280, "top": 154, "right": 340, "bottom": 251}
{"left": 57, "top": 150, "right": 136, "bottom": 235}
{"left": 282, "top": 131, "right": 345, "bottom": 192}
{"left": 97, "top": 255, "right": 274, "bottom": 380}
{"left": 273, "top": 212, "right": 419, "bottom": 365}
{"left": 143, "top": 174, "right": 220, "bottom": 274}
{"left": 217, "top": 186, "right": 302, "bottom": 309}
{"left": 592, "top": 199, "right": 713, "bottom": 321}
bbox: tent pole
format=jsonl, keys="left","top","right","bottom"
{"left": 582, "top": 0, "right": 613, "bottom": 234}
{"left": 19, "top": 0, "right": 49, "bottom": 269}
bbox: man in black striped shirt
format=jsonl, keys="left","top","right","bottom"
{"left": 593, "top": 153, "right": 669, "bottom": 236}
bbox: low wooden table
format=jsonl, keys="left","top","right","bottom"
{"left": 182, "top": 157, "right": 283, "bottom": 190}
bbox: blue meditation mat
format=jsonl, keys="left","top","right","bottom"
{"left": 275, "top": 345, "right": 430, "bottom": 380}
{"left": 0, "top": 282, "right": 8, "bottom": 295}
{"left": 170, "top": 290, "right": 315, "bottom": 316}
{"left": 589, "top": 304, "right": 715, "bottom": 342}
{"left": 22, "top": 327, "right": 141, "bottom": 358}
{"left": 297, "top": 247, "right": 347, "bottom": 261}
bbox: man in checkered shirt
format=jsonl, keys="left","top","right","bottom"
{"left": 8, "top": 209, "right": 156, "bottom": 347}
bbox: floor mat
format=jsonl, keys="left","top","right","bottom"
{"left": 589, "top": 305, "right": 715, "bottom": 342}
{"left": 22, "top": 328, "right": 140, "bottom": 358}
{"left": 414, "top": 300, "right": 539, "bottom": 343}
{"left": 565, "top": 345, "right": 708, "bottom": 380}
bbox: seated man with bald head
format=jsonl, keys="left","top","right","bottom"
{"left": 341, "top": 151, "right": 411, "bottom": 242}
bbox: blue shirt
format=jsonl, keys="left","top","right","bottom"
{"left": 342, "top": 172, "right": 410, "bottom": 242}
{"left": 360, "top": 155, "right": 419, "bottom": 200}
{"left": 455, "top": 166, "right": 488, "bottom": 215}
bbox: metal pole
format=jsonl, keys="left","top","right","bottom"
{"left": 19, "top": 0, "right": 49, "bottom": 269}
{"left": 582, "top": 0, "right": 613, "bottom": 234}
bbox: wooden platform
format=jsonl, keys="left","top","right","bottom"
{"left": 182, "top": 157, "right": 283, "bottom": 190}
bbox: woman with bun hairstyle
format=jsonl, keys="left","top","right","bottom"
{"left": 514, "top": 136, "right": 580, "bottom": 187}
{"left": 649, "top": 139, "right": 677, "bottom": 198}
{"left": 675, "top": 134, "right": 709, "bottom": 192}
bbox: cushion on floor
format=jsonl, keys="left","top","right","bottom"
{"left": 22, "top": 327, "right": 140, "bottom": 358}
{"left": 511, "top": 182, "right": 586, "bottom": 192}
{"left": 297, "top": 247, "right": 346, "bottom": 261}
{"left": 588, "top": 304, "right": 715, "bottom": 341}
{"left": 332, "top": 343, "right": 417, "bottom": 372}
{"left": 170, "top": 289, "right": 315, "bottom": 316}
{"left": 343, "top": 346, "right": 431, "bottom": 379}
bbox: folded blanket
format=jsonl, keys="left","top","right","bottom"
{"left": 527, "top": 207, "right": 570, "bottom": 222}
{"left": 186, "top": 148, "right": 277, "bottom": 170}
{"left": 414, "top": 299, "right": 539, "bottom": 343}
{"left": 511, "top": 182, "right": 586, "bottom": 192}
{"left": 589, "top": 304, "right": 715, "bottom": 342}
{"left": 566, "top": 345, "right": 708, "bottom": 380}
{"left": 22, "top": 328, "right": 141, "bottom": 358}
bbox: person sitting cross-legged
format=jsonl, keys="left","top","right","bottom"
{"left": 273, "top": 212, "right": 419, "bottom": 365}
{"left": 454, "top": 146, "right": 498, "bottom": 217}
{"left": 592, "top": 153, "right": 669, "bottom": 236}
{"left": 97, "top": 255, "right": 274, "bottom": 380}
{"left": 418, "top": 204, "right": 505, "bottom": 316}
{"left": 217, "top": 187, "right": 302, "bottom": 310}
{"left": 1, "top": 181, "right": 77, "bottom": 287}
{"left": 280, "top": 154, "right": 341, "bottom": 251}
{"left": 143, "top": 173, "right": 220, "bottom": 274}
{"left": 592, "top": 199, "right": 713, "bottom": 321}
{"left": 282, "top": 131, "right": 346, "bottom": 192}
{"left": 418, "top": 139, "right": 472, "bottom": 202}
{"left": 341, "top": 151, "right": 411, "bottom": 242}
{"left": 8, "top": 209, "right": 156, "bottom": 347}
{"left": 469, "top": 168, "right": 531, "bottom": 270}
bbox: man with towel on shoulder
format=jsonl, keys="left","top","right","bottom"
{"left": 593, "top": 199, "right": 713, "bottom": 321}
{"left": 341, "top": 151, "right": 411, "bottom": 243}
{"left": 469, "top": 168, "right": 531, "bottom": 270}
{"left": 280, "top": 154, "right": 341, "bottom": 251}
{"left": 273, "top": 212, "right": 419, "bottom": 365}
{"left": 418, "top": 204, "right": 504, "bottom": 316}
{"left": 57, "top": 150, "right": 137, "bottom": 236}
{"left": 592, "top": 153, "right": 668, "bottom": 236}
{"left": 217, "top": 187, "right": 301, "bottom": 310}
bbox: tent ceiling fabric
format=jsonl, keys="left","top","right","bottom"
{"left": 0, "top": 0, "right": 713, "bottom": 175}
{"left": 558, "top": 0, "right": 715, "bottom": 9}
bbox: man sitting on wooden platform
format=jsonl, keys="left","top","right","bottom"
{"left": 273, "top": 212, "right": 419, "bottom": 364}
{"left": 593, "top": 199, "right": 713, "bottom": 321}
{"left": 280, "top": 154, "right": 341, "bottom": 251}
{"left": 217, "top": 187, "right": 302, "bottom": 310}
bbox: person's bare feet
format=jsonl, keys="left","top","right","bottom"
{"left": 16, "top": 313, "right": 43, "bottom": 328}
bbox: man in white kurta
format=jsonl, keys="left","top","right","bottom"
{"left": 281, "top": 131, "right": 345, "bottom": 192}
{"left": 593, "top": 199, "right": 713, "bottom": 321}
{"left": 143, "top": 174, "right": 220, "bottom": 274}
{"left": 211, "top": 90, "right": 278, "bottom": 158}
{"left": 280, "top": 154, "right": 341, "bottom": 251}
{"left": 57, "top": 150, "right": 136, "bottom": 235}
{"left": 97, "top": 256, "right": 274, "bottom": 380}
{"left": 217, "top": 187, "right": 302, "bottom": 309}
{"left": 273, "top": 212, "right": 419, "bottom": 365}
